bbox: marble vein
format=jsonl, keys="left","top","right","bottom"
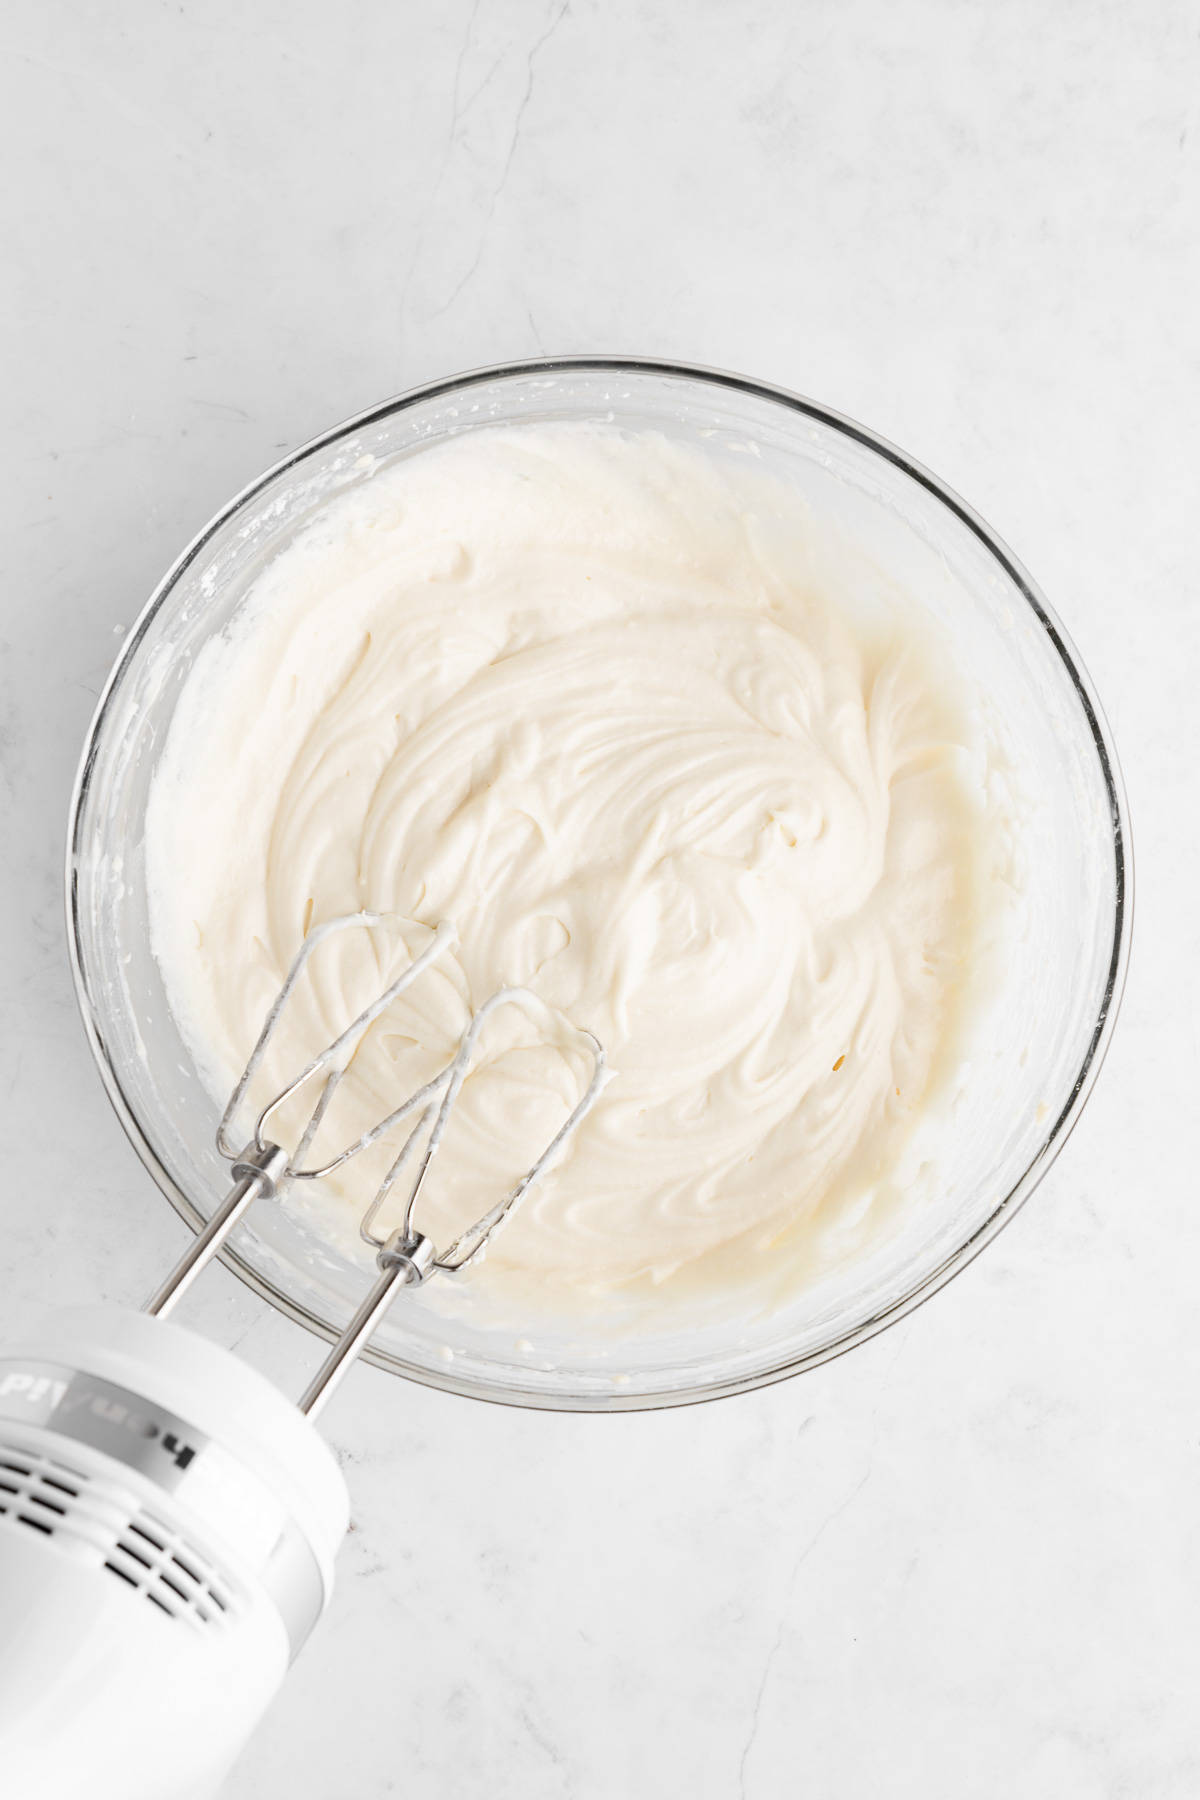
{"left": 738, "top": 1468, "right": 874, "bottom": 1798}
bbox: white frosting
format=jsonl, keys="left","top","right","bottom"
{"left": 146, "top": 425, "right": 988, "bottom": 1303}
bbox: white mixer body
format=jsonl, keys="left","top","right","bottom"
{"left": 0, "top": 1307, "right": 350, "bottom": 1800}
{"left": 0, "top": 1503, "right": 288, "bottom": 1800}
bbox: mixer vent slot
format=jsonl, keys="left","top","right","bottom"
{"left": 107, "top": 1513, "right": 235, "bottom": 1627}
{"left": 0, "top": 1441, "right": 238, "bottom": 1632}
{"left": 0, "top": 1449, "right": 80, "bottom": 1539}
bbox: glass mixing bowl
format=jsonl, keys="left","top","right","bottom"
{"left": 67, "top": 358, "right": 1131, "bottom": 1411}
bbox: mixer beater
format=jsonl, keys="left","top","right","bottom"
{"left": 146, "top": 911, "right": 607, "bottom": 1413}
{"left": 0, "top": 913, "right": 606, "bottom": 1800}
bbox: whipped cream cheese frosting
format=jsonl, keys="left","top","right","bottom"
{"left": 146, "top": 424, "right": 989, "bottom": 1301}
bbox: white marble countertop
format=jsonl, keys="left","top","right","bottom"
{"left": 2, "top": 3, "right": 1197, "bottom": 1794}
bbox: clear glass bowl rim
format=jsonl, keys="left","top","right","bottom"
{"left": 65, "top": 355, "right": 1134, "bottom": 1412}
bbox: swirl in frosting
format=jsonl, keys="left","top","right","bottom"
{"left": 147, "top": 424, "right": 986, "bottom": 1301}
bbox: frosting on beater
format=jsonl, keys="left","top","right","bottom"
{"left": 146, "top": 424, "right": 986, "bottom": 1299}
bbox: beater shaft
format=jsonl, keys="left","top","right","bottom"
{"left": 296, "top": 1232, "right": 435, "bottom": 1419}
{"left": 144, "top": 1143, "right": 290, "bottom": 1318}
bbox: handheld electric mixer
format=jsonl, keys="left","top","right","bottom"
{"left": 0, "top": 914, "right": 606, "bottom": 1800}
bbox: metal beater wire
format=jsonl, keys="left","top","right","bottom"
{"left": 215, "top": 913, "right": 457, "bottom": 1161}
{"left": 355, "top": 988, "right": 609, "bottom": 1269}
